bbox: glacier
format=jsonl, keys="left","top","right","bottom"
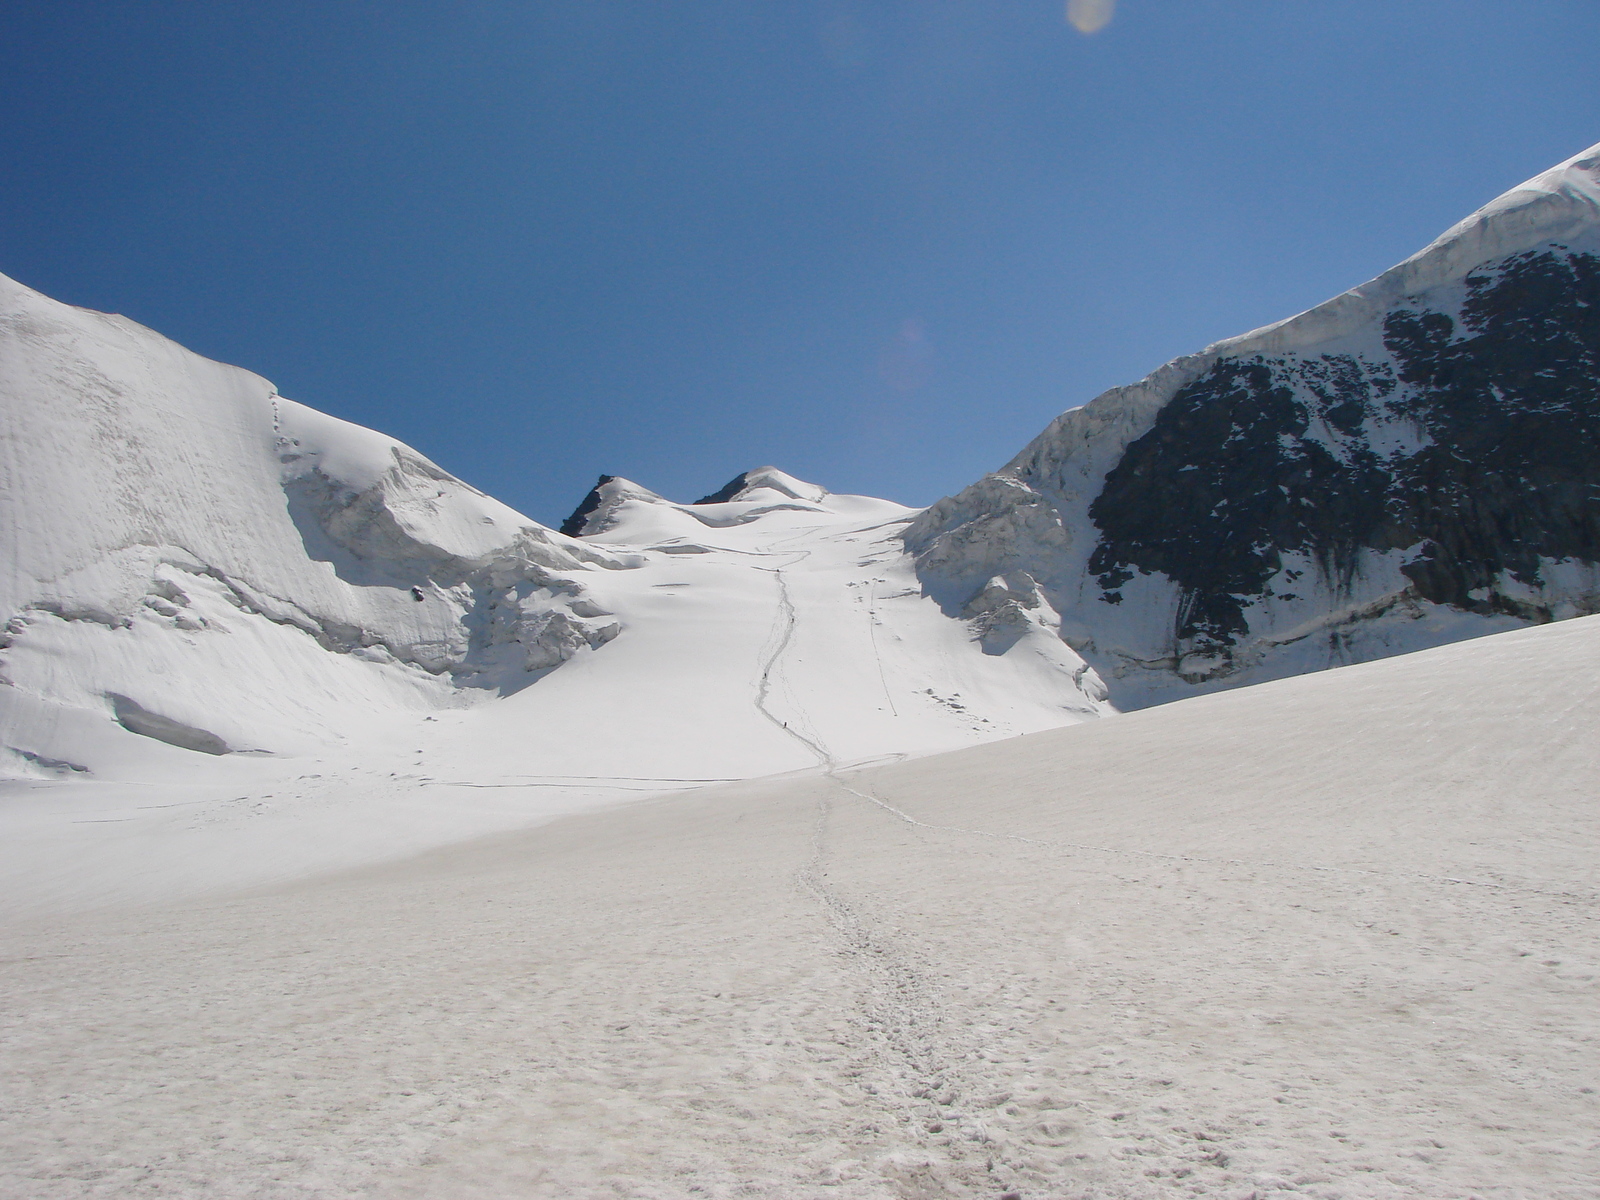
{"left": 0, "top": 274, "right": 1111, "bottom": 912}
{"left": 5, "top": 140, "right": 1600, "bottom": 908}
{"left": 0, "top": 269, "right": 631, "bottom": 775}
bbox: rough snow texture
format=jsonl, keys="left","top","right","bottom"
{"left": 0, "top": 272, "right": 629, "bottom": 773}
{"left": 907, "top": 141, "right": 1600, "bottom": 707}
{"left": 3, "top": 611, "right": 1597, "bottom": 1199}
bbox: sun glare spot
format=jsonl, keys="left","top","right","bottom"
{"left": 878, "top": 317, "right": 934, "bottom": 393}
{"left": 1067, "top": 0, "right": 1115, "bottom": 35}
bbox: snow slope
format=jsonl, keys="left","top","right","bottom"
{"left": 0, "top": 269, "right": 627, "bottom": 777}
{"left": 0, "top": 274, "right": 1109, "bottom": 911}
{"left": 3, "top": 609, "right": 1595, "bottom": 1198}
{"left": 908, "top": 140, "right": 1600, "bottom": 708}
{"left": 0, "top": 460, "right": 1111, "bottom": 915}
{"left": 11, "top": 128, "right": 1599, "bottom": 910}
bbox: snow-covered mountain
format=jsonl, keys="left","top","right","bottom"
{"left": 0, "top": 270, "right": 630, "bottom": 774}
{"left": 907, "top": 141, "right": 1600, "bottom": 707}
{"left": 7, "top": 141, "right": 1600, "bottom": 907}
{"left": 0, "top": 271, "right": 1110, "bottom": 905}
{"left": 5, "top": 142, "right": 1600, "bottom": 1200}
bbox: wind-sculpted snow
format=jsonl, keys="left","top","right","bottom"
{"left": 908, "top": 141, "right": 1600, "bottom": 706}
{"left": 0, "top": 271, "right": 623, "bottom": 772}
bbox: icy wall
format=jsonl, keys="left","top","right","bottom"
{"left": 0, "top": 272, "right": 625, "bottom": 769}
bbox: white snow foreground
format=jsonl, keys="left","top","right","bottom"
{"left": 907, "top": 140, "right": 1600, "bottom": 708}
{"left": 0, "top": 271, "right": 1109, "bottom": 911}
{"left": 3, "top": 612, "right": 1596, "bottom": 1198}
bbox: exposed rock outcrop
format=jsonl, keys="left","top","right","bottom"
{"left": 907, "top": 142, "right": 1600, "bottom": 707}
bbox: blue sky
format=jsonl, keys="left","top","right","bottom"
{"left": 3, "top": 2, "right": 1597, "bottom": 524}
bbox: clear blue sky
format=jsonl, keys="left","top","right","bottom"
{"left": 3, "top": 2, "right": 1597, "bottom": 524}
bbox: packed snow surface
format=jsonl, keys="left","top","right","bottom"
{"left": 3, "top": 612, "right": 1597, "bottom": 1197}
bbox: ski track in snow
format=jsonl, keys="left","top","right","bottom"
{"left": 751, "top": 554, "right": 828, "bottom": 767}
{"left": 750, "top": 543, "right": 1019, "bottom": 1192}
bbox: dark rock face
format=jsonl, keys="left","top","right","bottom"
{"left": 694, "top": 473, "right": 750, "bottom": 506}
{"left": 1384, "top": 249, "right": 1600, "bottom": 608}
{"left": 560, "top": 475, "right": 616, "bottom": 537}
{"left": 1085, "top": 246, "right": 1600, "bottom": 656}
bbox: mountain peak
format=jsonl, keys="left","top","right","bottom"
{"left": 559, "top": 475, "right": 666, "bottom": 537}
{"left": 694, "top": 467, "right": 827, "bottom": 506}
{"left": 906, "top": 137, "right": 1600, "bottom": 709}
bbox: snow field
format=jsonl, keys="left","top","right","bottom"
{"left": 1, "top": 260, "right": 1112, "bottom": 918}
{"left": 0, "top": 481, "right": 1110, "bottom": 917}
{"left": 2, "top": 613, "right": 1596, "bottom": 1198}
{"left": 6, "top": 146, "right": 1600, "bottom": 1198}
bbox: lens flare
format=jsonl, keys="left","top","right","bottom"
{"left": 878, "top": 317, "right": 934, "bottom": 393}
{"left": 1067, "top": 0, "right": 1115, "bottom": 35}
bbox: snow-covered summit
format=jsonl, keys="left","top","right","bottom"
{"left": 908, "top": 139, "right": 1600, "bottom": 707}
{"left": 559, "top": 465, "right": 895, "bottom": 546}
{"left": 694, "top": 465, "right": 829, "bottom": 506}
{"left": 558, "top": 475, "right": 670, "bottom": 537}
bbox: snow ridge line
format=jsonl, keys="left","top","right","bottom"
{"left": 828, "top": 776, "right": 1593, "bottom": 904}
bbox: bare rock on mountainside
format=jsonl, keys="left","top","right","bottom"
{"left": 907, "top": 140, "right": 1600, "bottom": 708}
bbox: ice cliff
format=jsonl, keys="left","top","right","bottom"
{"left": 0, "top": 272, "right": 625, "bottom": 769}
